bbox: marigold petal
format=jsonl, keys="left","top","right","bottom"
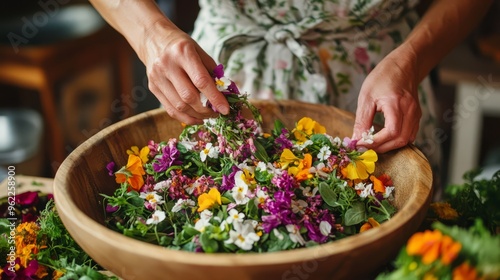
{"left": 370, "top": 175, "right": 385, "bottom": 193}
{"left": 360, "top": 222, "right": 372, "bottom": 232}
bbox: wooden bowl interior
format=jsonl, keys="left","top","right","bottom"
{"left": 54, "top": 100, "right": 432, "bottom": 280}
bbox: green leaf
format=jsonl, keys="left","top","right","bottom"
{"left": 254, "top": 139, "right": 270, "bottom": 162}
{"left": 199, "top": 232, "right": 219, "bottom": 253}
{"left": 344, "top": 202, "right": 367, "bottom": 226}
{"left": 318, "top": 182, "right": 338, "bottom": 207}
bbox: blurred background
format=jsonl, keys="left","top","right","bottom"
{"left": 0, "top": 0, "right": 499, "bottom": 189}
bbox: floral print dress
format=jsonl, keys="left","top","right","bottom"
{"left": 192, "top": 0, "right": 442, "bottom": 181}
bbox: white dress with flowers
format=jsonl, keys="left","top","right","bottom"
{"left": 191, "top": 0, "right": 442, "bottom": 182}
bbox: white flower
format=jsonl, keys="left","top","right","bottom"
{"left": 255, "top": 161, "right": 267, "bottom": 172}
{"left": 171, "top": 198, "right": 195, "bottom": 213}
{"left": 384, "top": 186, "right": 395, "bottom": 198}
{"left": 199, "top": 209, "right": 213, "bottom": 221}
{"left": 226, "top": 209, "right": 245, "bottom": 224}
{"left": 232, "top": 171, "right": 250, "bottom": 205}
{"left": 139, "top": 191, "right": 164, "bottom": 206}
{"left": 355, "top": 182, "right": 374, "bottom": 198}
{"left": 200, "top": 143, "right": 219, "bottom": 162}
{"left": 273, "top": 229, "right": 284, "bottom": 241}
{"left": 219, "top": 220, "right": 228, "bottom": 231}
{"left": 286, "top": 224, "right": 305, "bottom": 246}
{"left": 317, "top": 146, "right": 331, "bottom": 161}
{"left": 153, "top": 180, "right": 169, "bottom": 191}
{"left": 361, "top": 126, "right": 375, "bottom": 144}
{"left": 225, "top": 221, "right": 260, "bottom": 250}
{"left": 179, "top": 139, "right": 198, "bottom": 151}
{"left": 319, "top": 221, "right": 332, "bottom": 236}
{"left": 255, "top": 189, "right": 269, "bottom": 206}
{"left": 310, "top": 162, "right": 329, "bottom": 178}
{"left": 194, "top": 209, "right": 213, "bottom": 232}
{"left": 146, "top": 210, "right": 166, "bottom": 225}
{"left": 215, "top": 76, "right": 232, "bottom": 91}
{"left": 291, "top": 199, "right": 308, "bottom": 214}
{"left": 295, "top": 140, "right": 313, "bottom": 151}
{"left": 301, "top": 186, "right": 318, "bottom": 197}
{"left": 200, "top": 92, "right": 208, "bottom": 107}
{"left": 330, "top": 136, "right": 342, "bottom": 147}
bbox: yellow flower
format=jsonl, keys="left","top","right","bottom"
{"left": 280, "top": 149, "right": 300, "bottom": 169}
{"left": 197, "top": 188, "right": 222, "bottom": 212}
{"left": 115, "top": 154, "right": 146, "bottom": 191}
{"left": 359, "top": 217, "right": 380, "bottom": 233}
{"left": 293, "top": 117, "right": 326, "bottom": 142}
{"left": 343, "top": 149, "right": 377, "bottom": 180}
{"left": 127, "top": 145, "right": 150, "bottom": 163}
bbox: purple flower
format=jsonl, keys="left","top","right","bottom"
{"left": 153, "top": 141, "right": 182, "bottom": 172}
{"left": 106, "top": 204, "right": 119, "bottom": 213}
{"left": 211, "top": 64, "right": 240, "bottom": 97}
{"left": 342, "top": 137, "right": 358, "bottom": 150}
{"left": 271, "top": 172, "right": 296, "bottom": 191}
{"left": 304, "top": 219, "right": 328, "bottom": 243}
{"left": 275, "top": 129, "right": 293, "bottom": 151}
{"left": 262, "top": 215, "right": 281, "bottom": 232}
{"left": 220, "top": 166, "right": 239, "bottom": 192}
{"left": 106, "top": 161, "right": 116, "bottom": 176}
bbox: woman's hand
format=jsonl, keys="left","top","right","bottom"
{"left": 141, "top": 21, "right": 229, "bottom": 124}
{"left": 352, "top": 48, "right": 421, "bottom": 153}
{"left": 89, "top": 0, "right": 229, "bottom": 124}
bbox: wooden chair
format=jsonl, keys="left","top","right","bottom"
{"left": 0, "top": 4, "right": 133, "bottom": 173}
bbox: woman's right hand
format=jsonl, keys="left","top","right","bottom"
{"left": 140, "top": 21, "right": 229, "bottom": 124}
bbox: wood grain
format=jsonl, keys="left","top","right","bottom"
{"left": 53, "top": 100, "right": 432, "bottom": 280}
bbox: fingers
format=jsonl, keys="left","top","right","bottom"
{"left": 352, "top": 97, "right": 376, "bottom": 141}
{"left": 145, "top": 31, "right": 229, "bottom": 124}
{"left": 149, "top": 80, "right": 204, "bottom": 125}
{"left": 357, "top": 94, "right": 421, "bottom": 153}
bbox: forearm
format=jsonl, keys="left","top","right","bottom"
{"left": 396, "top": 0, "right": 492, "bottom": 82}
{"left": 89, "top": 0, "right": 178, "bottom": 63}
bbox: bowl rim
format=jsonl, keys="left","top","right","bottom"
{"left": 54, "top": 103, "right": 433, "bottom": 268}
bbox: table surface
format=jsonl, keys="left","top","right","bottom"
{"left": 0, "top": 175, "right": 54, "bottom": 197}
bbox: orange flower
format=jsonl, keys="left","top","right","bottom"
{"left": 360, "top": 217, "right": 380, "bottom": 232}
{"left": 295, "top": 154, "right": 313, "bottom": 182}
{"left": 440, "top": 235, "right": 461, "bottom": 265}
{"left": 407, "top": 230, "right": 443, "bottom": 264}
{"left": 14, "top": 222, "right": 40, "bottom": 268}
{"left": 406, "top": 229, "right": 461, "bottom": 265}
{"left": 453, "top": 262, "right": 478, "bottom": 280}
{"left": 115, "top": 154, "right": 146, "bottom": 191}
{"left": 370, "top": 175, "right": 385, "bottom": 193}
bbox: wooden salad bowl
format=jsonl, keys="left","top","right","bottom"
{"left": 54, "top": 100, "right": 432, "bottom": 280}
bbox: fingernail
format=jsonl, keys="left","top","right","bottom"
{"left": 218, "top": 105, "right": 229, "bottom": 115}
